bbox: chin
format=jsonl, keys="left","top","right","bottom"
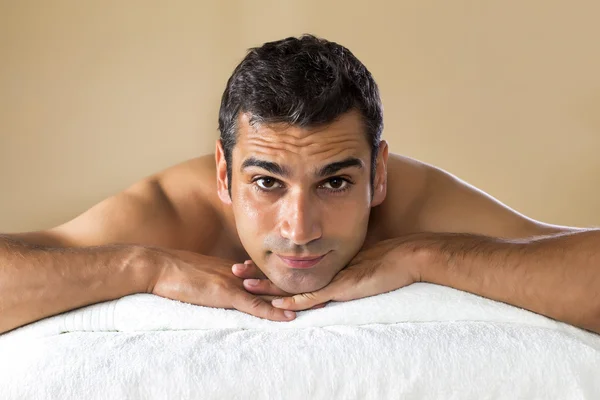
{"left": 270, "top": 273, "right": 332, "bottom": 294}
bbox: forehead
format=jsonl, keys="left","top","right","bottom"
{"left": 233, "top": 110, "right": 371, "bottom": 166}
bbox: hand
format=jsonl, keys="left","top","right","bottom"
{"left": 231, "top": 260, "right": 328, "bottom": 310}
{"left": 148, "top": 248, "right": 297, "bottom": 321}
{"left": 266, "top": 237, "right": 421, "bottom": 311}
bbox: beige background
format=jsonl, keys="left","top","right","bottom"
{"left": 1, "top": 0, "right": 599, "bottom": 233}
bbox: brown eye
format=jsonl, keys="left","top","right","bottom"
{"left": 256, "top": 177, "right": 280, "bottom": 190}
{"left": 328, "top": 178, "right": 344, "bottom": 189}
{"left": 322, "top": 177, "right": 350, "bottom": 192}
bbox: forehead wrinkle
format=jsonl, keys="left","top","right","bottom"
{"left": 244, "top": 133, "right": 365, "bottom": 153}
{"left": 243, "top": 119, "right": 365, "bottom": 143}
{"left": 315, "top": 146, "right": 361, "bottom": 160}
{"left": 247, "top": 128, "right": 363, "bottom": 141}
{"left": 244, "top": 138, "right": 303, "bottom": 156}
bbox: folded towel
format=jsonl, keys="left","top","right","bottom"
{"left": 1, "top": 283, "right": 600, "bottom": 400}
{"left": 1, "top": 283, "right": 598, "bottom": 345}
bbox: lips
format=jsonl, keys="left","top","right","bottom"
{"left": 277, "top": 253, "right": 327, "bottom": 269}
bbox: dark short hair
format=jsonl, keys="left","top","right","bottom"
{"left": 218, "top": 34, "right": 384, "bottom": 199}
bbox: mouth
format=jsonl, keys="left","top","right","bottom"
{"left": 277, "top": 253, "right": 328, "bottom": 269}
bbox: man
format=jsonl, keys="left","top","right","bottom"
{"left": 1, "top": 34, "right": 598, "bottom": 336}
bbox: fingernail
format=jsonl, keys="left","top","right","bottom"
{"left": 245, "top": 279, "right": 259, "bottom": 286}
{"left": 234, "top": 263, "right": 247, "bottom": 271}
{"left": 272, "top": 298, "right": 284, "bottom": 307}
{"left": 284, "top": 310, "right": 295, "bottom": 319}
{"left": 244, "top": 260, "right": 253, "bottom": 264}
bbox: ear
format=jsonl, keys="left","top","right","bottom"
{"left": 371, "top": 140, "right": 388, "bottom": 207}
{"left": 215, "top": 139, "right": 232, "bottom": 205}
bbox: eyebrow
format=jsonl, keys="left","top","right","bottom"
{"left": 240, "top": 156, "right": 364, "bottom": 179}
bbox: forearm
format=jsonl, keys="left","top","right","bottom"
{"left": 0, "top": 236, "right": 155, "bottom": 334}
{"left": 405, "top": 229, "right": 600, "bottom": 334}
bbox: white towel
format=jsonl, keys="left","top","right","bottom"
{"left": 1, "top": 282, "right": 597, "bottom": 342}
{"left": 1, "top": 283, "right": 599, "bottom": 399}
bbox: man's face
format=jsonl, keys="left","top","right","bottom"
{"left": 217, "top": 110, "right": 387, "bottom": 294}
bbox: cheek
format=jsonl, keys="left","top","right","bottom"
{"left": 326, "top": 196, "right": 370, "bottom": 227}
{"left": 235, "top": 194, "right": 275, "bottom": 234}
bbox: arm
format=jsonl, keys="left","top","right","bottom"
{"left": 406, "top": 164, "right": 600, "bottom": 333}
{"left": 404, "top": 229, "right": 600, "bottom": 334}
{"left": 0, "top": 236, "right": 152, "bottom": 334}
{"left": 0, "top": 162, "right": 210, "bottom": 334}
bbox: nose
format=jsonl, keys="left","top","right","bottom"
{"left": 279, "top": 190, "right": 322, "bottom": 246}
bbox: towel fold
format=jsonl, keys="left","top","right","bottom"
{"left": 1, "top": 283, "right": 599, "bottom": 399}
{"left": 1, "top": 283, "right": 598, "bottom": 344}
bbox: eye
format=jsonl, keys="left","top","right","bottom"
{"left": 323, "top": 176, "right": 352, "bottom": 193}
{"left": 322, "top": 177, "right": 348, "bottom": 191}
{"left": 255, "top": 177, "right": 282, "bottom": 191}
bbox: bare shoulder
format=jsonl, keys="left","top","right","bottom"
{"left": 142, "top": 154, "right": 228, "bottom": 252}
{"left": 371, "top": 152, "right": 432, "bottom": 238}
{"left": 377, "top": 152, "right": 578, "bottom": 240}
{"left": 13, "top": 154, "right": 226, "bottom": 253}
{"left": 153, "top": 154, "right": 218, "bottom": 210}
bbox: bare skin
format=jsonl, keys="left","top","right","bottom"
{"left": 0, "top": 111, "right": 583, "bottom": 335}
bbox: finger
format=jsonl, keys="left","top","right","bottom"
{"left": 243, "top": 278, "right": 292, "bottom": 296}
{"left": 231, "top": 261, "right": 267, "bottom": 279}
{"left": 271, "top": 290, "right": 329, "bottom": 311}
{"left": 232, "top": 290, "right": 296, "bottom": 322}
{"left": 308, "top": 302, "right": 328, "bottom": 310}
{"left": 258, "top": 294, "right": 278, "bottom": 302}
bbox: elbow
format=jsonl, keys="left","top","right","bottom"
{"left": 587, "top": 322, "right": 600, "bottom": 336}
{"left": 581, "top": 306, "right": 600, "bottom": 335}
{"left": 0, "top": 317, "right": 18, "bottom": 336}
